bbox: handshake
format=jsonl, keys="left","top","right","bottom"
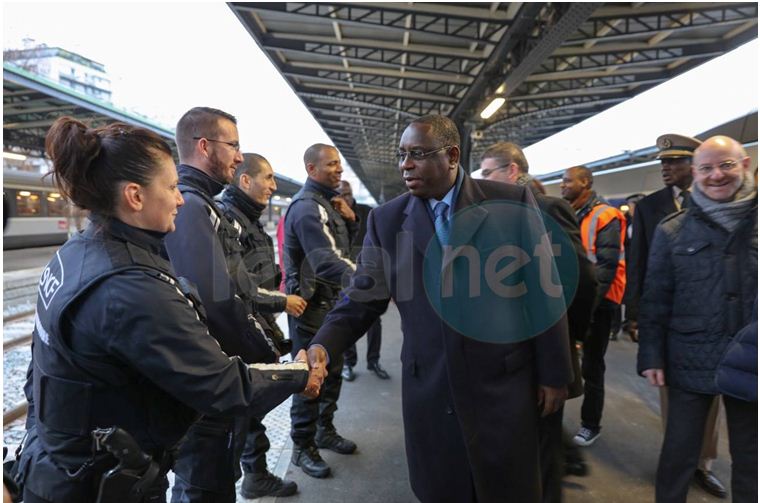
{"left": 294, "top": 346, "right": 329, "bottom": 399}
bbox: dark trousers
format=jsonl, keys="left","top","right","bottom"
{"left": 240, "top": 415, "right": 269, "bottom": 475}
{"left": 289, "top": 316, "right": 345, "bottom": 446}
{"left": 24, "top": 485, "right": 169, "bottom": 503}
{"left": 343, "top": 318, "right": 382, "bottom": 367}
{"left": 580, "top": 301, "right": 615, "bottom": 429}
{"left": 24, "top": 475, "right": 170, "bottom": 503}
{"left": 610, "top": 303, "right": 622, "bottom": 336}
{"left": 539, "top": 405, "right": 565, "bottom": 503}
{"left": 656, "top": 388, "right": 757, "bottom": 503}
{"left": 171, "top": 415, "right": 246, "bottom": 503}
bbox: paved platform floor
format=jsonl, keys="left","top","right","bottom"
{"left": 247, "top": 305, "right": 731, "bottom": 503}
{"left": 3, "top": 245, "right": 733, "bottom": 502}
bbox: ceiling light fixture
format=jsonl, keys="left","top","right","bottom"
{"left": 3, "top": 152, "right": 27, "bottom": 161}
{"left": 480, "top": 97, "right": 505, "bottom": 120}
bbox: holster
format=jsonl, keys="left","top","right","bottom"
{"left": 92, "top": 427, "right": 166, "bottom": 503}
{"left": 3, "top": 445, "right": 21, "bottom": 503}
{"left": 297, "top": 282, "right": 340, "bottom": 333}
{"left": 261, "top": 313, "right": 292, "bottom": 355}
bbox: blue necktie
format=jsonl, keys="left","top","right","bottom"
{"left": 434, "top": 201, "right": 450, "bottom": 245}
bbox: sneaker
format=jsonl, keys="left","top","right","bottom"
{"left": 341, "top": 364, "right": 356, "bottom": 382}
{"left": 240, "top": 471, "right": 298, "bottom": 498}
{"left": 573, "top": 427, "right": 601, "bottom": 447}
{"left": 367, "top": 362, "right": 390, "bottom": 380}
{"left": 315, "top": 429, "right": 357, "bottom": 454}
{"left": 291, "top": 444, "right": 331, "bottom": 478}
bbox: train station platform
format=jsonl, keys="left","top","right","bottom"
{"left": 2, "top": 250, "right": 731, "bottom": 503}
{"left": 233, "top": 305, "right": 731, "bottom": 503}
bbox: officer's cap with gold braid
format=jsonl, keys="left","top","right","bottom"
{"left": 656, "top": 134, "right": 702, "bottom": 160}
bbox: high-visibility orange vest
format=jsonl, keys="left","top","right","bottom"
{"left": 580, "top": 204, "right": 627, "bottom": 304}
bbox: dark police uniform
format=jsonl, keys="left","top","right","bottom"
{"left": 17, "top": 216, "right": 306, "bottom": 503}
{"left": 283, "top": 178, "right": 356, "bottom": 447}
{"left": 165, "top": 165, "right": 277, "bottom": 503}
{"left": 342, "top": 200, "right": 384, "bottom": 370}
{"left": 216, "top": 184, "right": 288, "bottom": 478}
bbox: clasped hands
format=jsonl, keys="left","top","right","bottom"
{"left": 295, "top": 346, "right": 329, "bottom": 398}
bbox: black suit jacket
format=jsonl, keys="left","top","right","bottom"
{"left": 533, "top": 189, "right": 597, "bottom": 398}
{"left": 312, "top": 175, "right": 572, "bottom": 503}
{"left": 625, "top": 186, "right": 678, "bottom": 320}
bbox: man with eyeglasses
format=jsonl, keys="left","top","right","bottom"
{"left": 304, "top": 116, "right": 573, "bottom": 502}
{"left": 638, "top": 135, "right": 757, "bottom": 503}
{"left": 166, "top": 107, "right": 280, "bottom": 503}
{"left": 283, "top": 143, "right": 359, "bottom": 479}
{"left": 627, "top": 134, "right": 728, "bottom": 498}
{"left": 480, "top": 141, "right": 598, "bottom": 502}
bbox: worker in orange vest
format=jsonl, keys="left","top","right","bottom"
{"left": 560, "top": 165, "right": 626, "bottom": 447}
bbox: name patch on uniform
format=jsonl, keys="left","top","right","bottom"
{"left": 39, "top": 251, "right": 64, "bottom": 310}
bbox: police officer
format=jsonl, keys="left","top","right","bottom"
{"left": 17, "top": 117, "right": 309, "bottom": 503}
{"left": 165, "top": 107, "right": 279, "bottom": 503}
{"left": 337, "top": 180, "right": 389, "bottom": 382}
{"left": 216, "top": 153, "right": 307, "bottom": 498}
{"left": 284, "top": 143, "right": 358, "bottom": 478}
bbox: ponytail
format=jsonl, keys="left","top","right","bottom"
{"left": 45, "top": 117, "right": 172, "bottom": 215}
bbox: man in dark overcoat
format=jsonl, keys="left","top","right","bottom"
{"left": 480, "top": 141, "right": 597, "bottom": 502}
{"left": 638, "top": 135, "right": 757, "bottom": 503}
{"left": 306, "top": 115, "right": 573, "bottom": 503}
{"left": 626, "top": 134, "right": 726, "bottom": 497}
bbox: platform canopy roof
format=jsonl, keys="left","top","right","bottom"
{"left": 229, "top": 2, "right": 758, "bottom": 201}
{"left": 3, "top": 62, "right": 176, "bottom": 156}
{"left": 2, "top": 63, "right": 303, "bottom": 197}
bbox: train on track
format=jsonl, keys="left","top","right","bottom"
{"left": 3, "top": 168, "right": 76, "bottom": 249}
{"left": 3, "top": 167, "right": 293, "bottom": 250}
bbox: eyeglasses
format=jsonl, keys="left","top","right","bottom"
{"left": 481, "top": 164, "right": 511, "bottom": 178}
{"left": 395, "top": 145, "right": 451, "bottom": 163}
{"left": 695, "top": 159, "right": 740, "bottom": 175}
{"left": 193, "top": 137, "right": 241, "bottom": 152}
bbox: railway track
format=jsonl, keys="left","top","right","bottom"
{"left": 3, "top": 313, "right": 33, "bottom": 428}
{"left": 4, "top": 273, "right": 38, "bottom": 431}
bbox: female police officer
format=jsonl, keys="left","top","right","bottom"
{"left": 15, "top": 117, "right": 315, "bottom": 503}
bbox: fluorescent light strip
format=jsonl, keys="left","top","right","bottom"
{"left": 480, "top": 97, "right": 505, "bottom": 119}
{"left": 3, "top": 152, "right": 27, "bottom": 161}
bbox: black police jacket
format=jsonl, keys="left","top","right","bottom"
{"left": 165, "top": 165, "right": 277, "bottom": 363}
{"left": 347, "top": 200, "right": 372, "bottom": 261}
{"left": 217, "top": 184, "right": 287, "bottom": 315}
{"left": 283, "top": 178, "right": 356, "bottom": 297}
{"left": 19, "top": 216, "right": 307, "bottom": 502}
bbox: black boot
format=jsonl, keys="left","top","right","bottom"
{"left": 315, "top": 428, "right": 357, "bottom": 454}
{"left": 291, "top": 443, "right": 331, "bottom": 478}
{"left": 240, "top": 471, "right": 298, "bottom": 498}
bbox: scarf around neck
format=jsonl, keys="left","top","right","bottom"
{"left": 690, "top": 170, "right": 757, "bottom": 233}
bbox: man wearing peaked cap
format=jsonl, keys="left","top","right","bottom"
{"left": 626, "top": 134, "right": 699, "bottom": 323}
{"left": 656, "top": 133, "right": 701, "bottom": 160}
{"left": 626, "top": 133, "right": 728, "bottom": 499}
